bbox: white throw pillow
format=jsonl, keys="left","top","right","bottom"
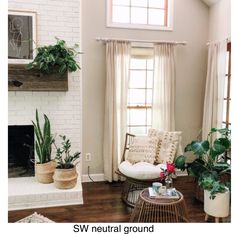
{"left": 148, "top": 129, "right": 182, "bottom": 164}
{"left": 126, "top": 136, "right": 158, "bottom": 164}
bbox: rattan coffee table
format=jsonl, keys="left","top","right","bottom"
{"left": 130, "top": 188, "right": 189, "bottom": 222}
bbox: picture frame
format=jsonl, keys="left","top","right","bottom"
{"left": 8, "top": 10, "right": 37, "bottom": 64}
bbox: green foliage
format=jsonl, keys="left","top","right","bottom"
{"left": 32, "top": 109, "right": 54, "bottom": 164}
{"left": 174, "top": 155, "right": 186, "bottom": 170}
{"left": 54, "top": 135, "right": 80, "bottom": 169}
{"left": 199, "top": 175, "right": 227, "bottom": 199}
{"left": 27, "top": 38, "right": 81, "bottom": 74}
{"left": 174, "top": 128, "right": 231, "bottom": 199}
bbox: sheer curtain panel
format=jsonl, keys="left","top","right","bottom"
{"left": 202, "top": 41, "right": 227, "bottom": 139}
{"left": 103, "top": 41, "right": 131, "bottom": 182}
{"left": 152, "top": 44, "right": 176, "bottom": 131}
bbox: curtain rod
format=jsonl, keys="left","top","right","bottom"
{"left": 206, "top": 37, "right": 231, "bottom": 46}
{"left": 96, "top": 37, "right": 187, "bottom": 45}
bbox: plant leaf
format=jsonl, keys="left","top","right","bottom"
{"left": 187, "top": 159, "right": 207, "bottom": 177}
{"left": 174, "top": 155, "right": 186, "bottom": 170}
{"left": 35, "top": 109, "right": 43, "bottom": 142}
{"left": 212, "top": 140, "right": 226, "bottom": 155}
{"left": 191, "top": 140, "right": 209, "bottom": 156}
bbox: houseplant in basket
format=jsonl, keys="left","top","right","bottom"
{"left": 53, "top": 135, "right": 80, "bottom": 189}
{"left": 175, "top": 128, "right": 231, "bottom": 221}
{"left": 32, "top": 109, "right": 56, "bottom": 183}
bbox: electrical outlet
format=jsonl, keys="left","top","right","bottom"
{"left": 85, "top": 153, "right": 91, "bottom": 161}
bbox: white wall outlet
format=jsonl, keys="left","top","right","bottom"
{"left": 85, "top": 153, "right": 92, "bottom": 161}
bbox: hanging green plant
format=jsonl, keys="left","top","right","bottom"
{"left": 27, "top": 38, "right": 81, "bottom": 75}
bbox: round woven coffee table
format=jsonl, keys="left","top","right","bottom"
{"left": 130, "top": 188, "right": 189, "bottom": 222}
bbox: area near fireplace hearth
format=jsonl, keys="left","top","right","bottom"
{"left": 8, "top": 0, "right": 82, "bottom": 210}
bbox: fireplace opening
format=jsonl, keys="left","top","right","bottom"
{"left": 8, "top": 125, "right": 35, "bottom": 178}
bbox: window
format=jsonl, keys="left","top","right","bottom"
{"left": 107, "top": 0, "right": 173, "bottom": 31}
{"left": 222, "top": 42, "right": 231, "bottom": 129}
{"left": 127, "top": 48, "right": 154, "bottom": 135}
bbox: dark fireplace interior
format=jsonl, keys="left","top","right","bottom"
{"left": 8, "top": 125, "right": 35, "bottom": 178}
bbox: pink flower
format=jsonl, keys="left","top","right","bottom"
{"left": 160, "top": 172, "right": 165, "bottom": 178}
{"left": 167, "top": 163, "right": 175, "bottom": 173}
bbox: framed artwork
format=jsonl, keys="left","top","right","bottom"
{"left": 8, "top": 10, "right": 37, "bottom": 64}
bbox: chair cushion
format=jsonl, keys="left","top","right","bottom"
{"left": 118, "top": 160, "right": 166, "bottom": 180}
{"left": 148, "top": 129, "right": 182, "bottom": 164}
{"left": 126, "top": 136, "right": 158, "bottom": 164}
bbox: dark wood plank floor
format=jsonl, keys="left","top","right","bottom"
{"left": 8, "top": 176, "right": 229, "bottom": 223}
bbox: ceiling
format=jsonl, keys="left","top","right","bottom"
{"left": 201, "top": 0, "right": 220, "bottom": 6}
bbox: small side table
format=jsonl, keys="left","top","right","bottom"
{"left": 130, "top": 188, "right": 189, "bottom": 222}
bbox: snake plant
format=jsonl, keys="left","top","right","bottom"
{"left": 32, "top": 109, "right": 54, "bottom": 164}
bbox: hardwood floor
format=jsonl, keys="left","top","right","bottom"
{"left": 8, "top": 176, "right": 230, "bottom": 223}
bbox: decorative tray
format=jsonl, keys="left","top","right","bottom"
{"left": 148, "top": 187, "right": 179, "bottom": 199}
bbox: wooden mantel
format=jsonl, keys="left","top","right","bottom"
{"left": 8, "top": 64, "right": 68, "bottom": 91}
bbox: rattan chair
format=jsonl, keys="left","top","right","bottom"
{"left": 116, "top": 133, "right": 162, "bottom": 208}
{"left": 116, "top": 131, "right": 182, "bottom": 208}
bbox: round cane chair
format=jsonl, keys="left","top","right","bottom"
{"left": 116, "top": 131, "right": 182, "bottom": 208}
{"left": 116, "top": 133, "right": 163, "bottom": 208}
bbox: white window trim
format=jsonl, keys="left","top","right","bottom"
{"left": 106, "top": 0, "right": 174, "bottom": 31}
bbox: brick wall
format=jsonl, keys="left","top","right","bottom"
{"left": 8, "top": 0, "right": 82, "bottom": 171}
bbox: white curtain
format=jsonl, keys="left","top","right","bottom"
{"left": 152, "top": 44, "right": 176, "bottom": 131}
{"left": 103, "top": 41, "right": 131, "bottom": 182}
{"left": 202, "top": 41, "right": 227, "bottom": 139}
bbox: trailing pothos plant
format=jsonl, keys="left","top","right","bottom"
{"left": 175, "top": 128, "right": 231, "bottom": 199}
{"left": 54, "top": 135, "right": 80, "bottom": 169}
{"left": 27, "top": 38, "right": 81, "bottom": 74}
{"left": 32, "top": 109, "right": 54, "bottom": 164}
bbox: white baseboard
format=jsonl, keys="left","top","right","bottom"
{"left": 82, "top": 173, "right": 105, "bottom": 183}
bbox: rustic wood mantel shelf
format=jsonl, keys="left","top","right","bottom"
{"left": 8, "top": 64, "right": 68, "bottom": 91}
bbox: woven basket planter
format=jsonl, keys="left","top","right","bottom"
{"left": 53, "top": 166, "right": 78, "bottom": 189}
{"left": 35, "top": 160, "right": 57, "bottom": 184}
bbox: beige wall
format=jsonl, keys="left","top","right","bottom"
{"left": 81, "top": 0, "right": 209, "bottom": 175}
{"left": 208, "top": 0, "right": 231, "bottom": 41}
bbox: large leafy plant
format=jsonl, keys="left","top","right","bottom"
{"left": 175, "top": 128, "right": 231, "bottom": 199}
{"left": 54, "top": 135, "right": 80, "bottom": 169}
{"left": 32, "top": 109, "right": 54, "bottom": 164}
{"left": 27, "top": 38, "right": 81, "bottom": 74}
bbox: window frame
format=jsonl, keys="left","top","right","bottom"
{"left": 222, "top": 42, "right": 231, "bottom": 129}
{"left": 127, "top": 52, "right": 154, "bottom": 135}
{"left": 106, "top": 0, "right": 173, "bottom": 31}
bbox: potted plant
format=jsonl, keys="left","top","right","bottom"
{"left": 175, "top": 128, "right": 231, "bottom": 221}
{"left": 27, "top": 38, "right": 81, "bottom": 75}
{"left": 32, "top": 109, "right": 56, "bottom": 183}
{"left": 53, "top": 135, "right": 80, "bottom": 189}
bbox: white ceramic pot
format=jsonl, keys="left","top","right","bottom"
{"left": 204, "top": 189, "right": 230, "bottom": 217}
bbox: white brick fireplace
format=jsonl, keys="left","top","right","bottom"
{"left": 8, "top": 0, "right": 83, "bottom": 210}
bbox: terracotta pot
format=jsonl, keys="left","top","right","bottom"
{"left": 35, "top": 160, "right": 57, "bottom": 184}
{"left": 53, "top": 166, "right": 78, "bottom": 189}
{"left": 204, "top": 189, "right": 230, "bottom": 218}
